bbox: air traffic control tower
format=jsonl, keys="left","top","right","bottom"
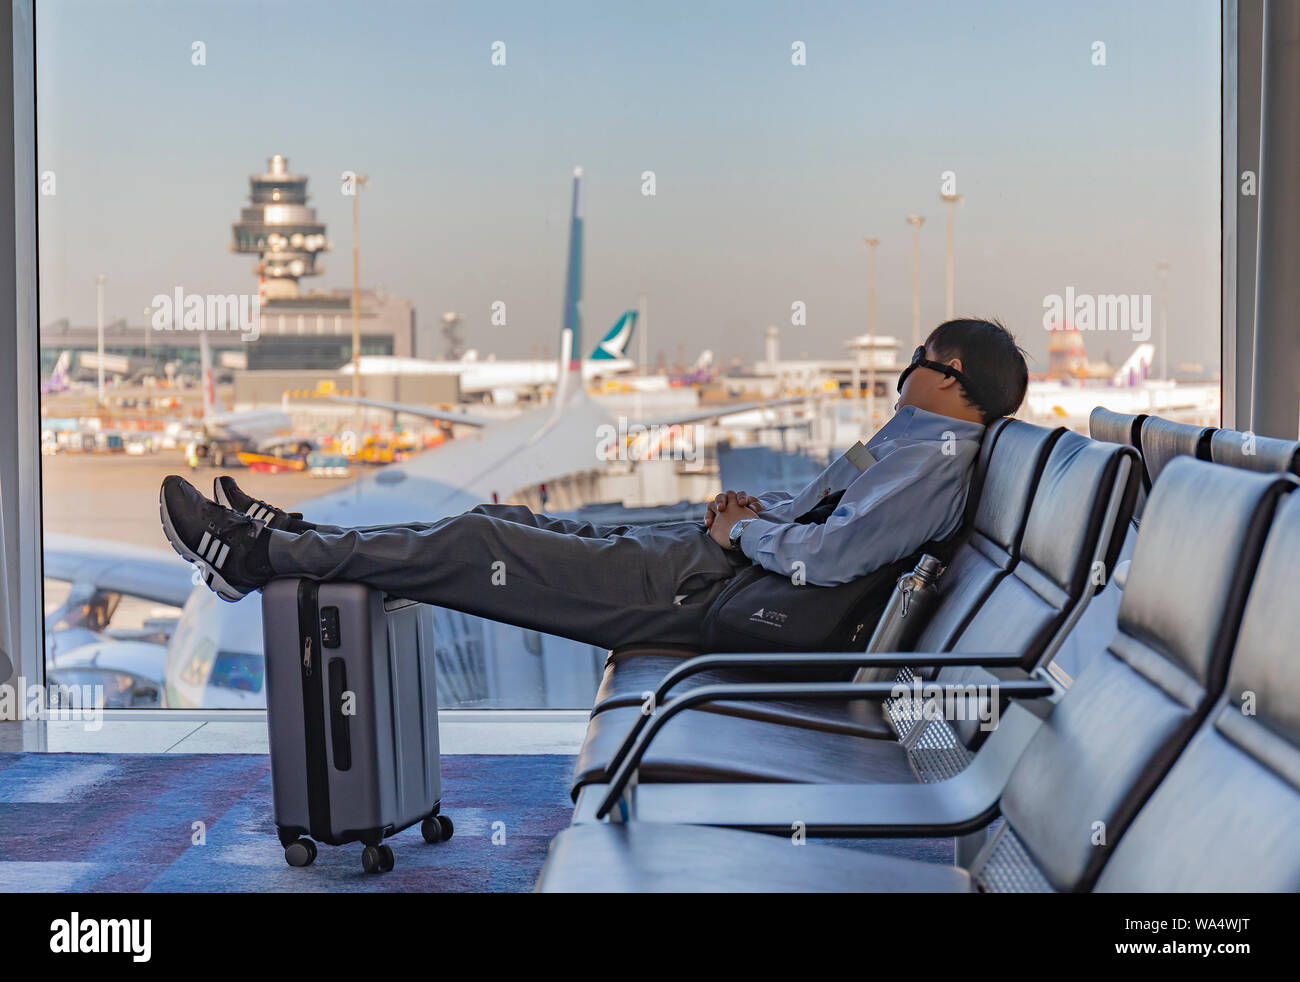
{"left": 230, "top": 154, "right": 329, "bottom": 301}
{"left": 223, "top": 154, "right": 423, "bottom": 372}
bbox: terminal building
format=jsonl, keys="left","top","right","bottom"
{"left": 38, "top": 155, "right": 426, "bottom": 378}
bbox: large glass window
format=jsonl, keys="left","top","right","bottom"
{"left": 35, "top": 0, "right": 1222, "bottom": 709}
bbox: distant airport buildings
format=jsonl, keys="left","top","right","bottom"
{"left": 39, "top": 154, "right": 427, "bottom": 380}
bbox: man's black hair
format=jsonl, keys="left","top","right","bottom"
{"left": 924, "top": 318, "right": 1029, "bottom": 422}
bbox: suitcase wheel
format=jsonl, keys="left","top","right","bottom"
{"left": 284, "top": 838, "right": 317, "bottom": 868}
{"left": 421, "top": 814, "right": 454, "bottom": 844}
{"left": 362, "top": 843, "right": 395, "bottom": 874}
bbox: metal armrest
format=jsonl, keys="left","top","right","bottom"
{"left": 572, "top": 702, "right": 1045, "bottom": 835}
{"left": 591, "top": 650, "right": 1026, "bottom": 715}
{"left": 593, "top": 677, "right": 1054, "bottom": 820}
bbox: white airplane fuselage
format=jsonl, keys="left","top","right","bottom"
{"left": 354, "top": 355, "right": 635, "bottom": 397}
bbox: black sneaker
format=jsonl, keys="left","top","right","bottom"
{"left": 213, "top": 475, "right": 302, "bottom": 531}
{"left": 160, "top": 475, "right": 274, "bottom": 602}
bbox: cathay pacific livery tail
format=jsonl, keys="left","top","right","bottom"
{"left": 345, "top": 310, "right": 640, "bottom": 401}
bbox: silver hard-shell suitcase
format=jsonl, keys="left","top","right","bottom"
{"left": 261, "top": 578, "right": 452, "bottom": 873}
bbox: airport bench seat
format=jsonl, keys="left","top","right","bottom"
{"left": 576, "top": 459, "right": 1282, "bottom": 833}
{"left": 587, "top": 419, "right": 1058, "bottom": 738}
{"left": 539, "top": 461, "right": 1298, "bottom": 891}
{"left": 537, "top": 821, "right": 973, "bottom": 893}
{"left": 570, "top": 429, "right": 1136, "bottom": 797}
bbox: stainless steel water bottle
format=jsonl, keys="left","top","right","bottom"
{"left": 855, "top": 554, "right": 945, "bottom": 681}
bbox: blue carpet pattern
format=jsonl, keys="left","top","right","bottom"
{"left": 0, "top": 752, "right": 576, "bottom": 892}
{"left": 0, "top": 752, "right": 954, "bottom": 891}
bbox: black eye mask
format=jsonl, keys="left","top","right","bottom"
{"left": 896, "top": 345, "right": 987, "bottom": 413}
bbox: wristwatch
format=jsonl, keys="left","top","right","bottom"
{"left": 729, "top": 518, "right": 755, "bottom": 550}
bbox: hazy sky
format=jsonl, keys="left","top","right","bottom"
{"left": 36, "top": 0, "right": 1221, "bottom": 372}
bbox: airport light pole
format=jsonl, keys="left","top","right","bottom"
{"left": 350, "top": 174, "right": 369, "bottom": 425}
{"left": 95, "top": 274, "right": 106, "bottom": 406}
{"left": 638, "top": 292, "right": 648, "bottom": 378}
{"left": 906, "top": 215, "right": 925, "bottom": 349}
{"left": 941, "top": 193, "right": 962, "bottom": 319}
{"left": 863, "top": 237, "right": 880, "bottom": 429}
{"left": 636, "top": 291, "right": 648, "bottom": 421}
{"left": 1156, "top": 261, "right": 1170, "bottom": 380}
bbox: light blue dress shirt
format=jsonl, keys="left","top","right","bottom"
{"left": 737, "top": 406, "right": 985, "bottom": 586}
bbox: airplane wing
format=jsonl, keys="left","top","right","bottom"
{"left": 43, "top": 534, "right": 194, "bottom": 608}
{"left": 296, "top": 394, "right": 615, "bottom": 525}
{"left": 325, "top": 395, "right": 496, "bottom": 428}
{"left": 636, "top": 394, "right": 811, "bottom": 428}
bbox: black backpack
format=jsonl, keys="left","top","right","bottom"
{"left": 699, "top": 421, "right": 1000, "bottom": 656}
{"left": 699, "top": 490, "right": 944, "bottom": 653}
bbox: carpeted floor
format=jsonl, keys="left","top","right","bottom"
{"left": 0, "top": 752, "right": 576, "bottom": 892}
{"left": 0, "top": 752, "right": 954, "bottom": 891}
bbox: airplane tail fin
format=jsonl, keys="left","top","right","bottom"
{"left": 51, "top": 351, "right": 70, "bottom": 390}
{"left": 1112, "top": 343, "right": 1155, "bottom": 387}
{"left": 552, "top": 167, "right": 584, "bottom": 409}
{"left": 590, "top": 310, "right": 637, "bottom": 361}
{"left": 41, "top": 350, "right": 71, "bottom": 395}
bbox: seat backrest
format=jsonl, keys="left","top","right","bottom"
{"left": 1088, "top": 407, "right": 1146, "bottom": 457}
{"left": 1089, "top": 406, "right": 1150, "bottom": 523}
{"left": 988, "top": 459, "right": 1293, "bottom": 892}
{"left": 934, "top": 431, "right": 1136, "bottom": 748}
{"left": 1095, "top": 487, "right": 1300, "bottom": 891}
{"left": 948, "top": 431, "right": 1136, "bottom": 669}
{"left": 1139, "top": 415, "right": 1214, "bottom": 489}
{"left": 1209, "top": 427, "right": 1300, "bottom": 476}
{"left": 910, "top": 421, "right": 1062, "bottom": 653}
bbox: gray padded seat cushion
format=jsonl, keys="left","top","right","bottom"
{"left": 1209, "top": 428, "right": 1300, "bottom": 476}
{"left": 536, "top": 822, "right": 972, "bottom": 893}
{"left": 1094, "top": 715, "right": 1300, "bottom": 892}
{"left": 571, "top": 705, "right": 915, "bottom": 794}
{"left": 1139, "top": 416, "right": 1212, "bottom": 488}
{"left": 998, "top": 460, "right": 1291, "bottom": 892}
{"left": 1097, "top": 491, "right": 1300, "bottom": 892}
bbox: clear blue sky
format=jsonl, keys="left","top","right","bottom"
{"left": 36, "top": 0, "right": 1221, "bottom": 371}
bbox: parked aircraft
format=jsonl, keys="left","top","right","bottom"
{"left": 349, "top": 309, "right": 640, "bottom": 405}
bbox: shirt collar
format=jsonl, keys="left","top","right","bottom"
{"left": 867, "top": 406, "right": 985, "bottom": 450}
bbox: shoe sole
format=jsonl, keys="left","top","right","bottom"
{"left": 159, "top": 485, "right": 249, "bottom": 603}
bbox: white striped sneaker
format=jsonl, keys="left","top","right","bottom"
{"left": 213, "top": 475, "right": 301, "bottom": 531}
{"left": 160, "top": 475, "right": 275, "bottom": 602}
